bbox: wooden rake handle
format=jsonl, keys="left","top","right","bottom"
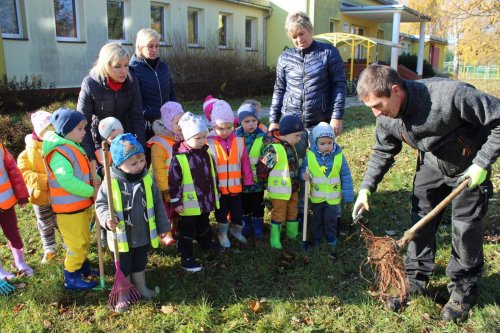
{"left": 102, "top": 141, "right": 120, "bottom": 264}
{"left": 397, "top": 179, "right": 469, "bottom": 249}
{"left": 90, "top": 160, "right": 105, "bottom": 281}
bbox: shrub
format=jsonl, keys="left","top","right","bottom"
{"left": 0, "top": 114, "right": 32, "bottom": 158}
{"left": 0, "top": 75, "right": 77, "bottom": 115}
{"left": 398, "top": 53, "right": 436, "bottom": 78}
{"left": 161, "top": 32, "right": 275, "bottom": 100}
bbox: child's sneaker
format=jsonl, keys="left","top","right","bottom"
{"left": 181, "top": 257, "right": 202, "bottom": 273}
{"left": 41, "top": 250, "right": 57, "bottom": 264}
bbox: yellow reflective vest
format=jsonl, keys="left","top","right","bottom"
{"left": 307, "top": 150, "right": 343, "bottom": 204}
{"left": 109, "top": 173, "right": 159, "bottom": 252}
{"left": 267, "top": 144, "right": 292, "bottom": 200}
{"left": 176, "top": 154, "right": 220, "bottom": 216}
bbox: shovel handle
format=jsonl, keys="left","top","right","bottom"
{"left": 397, "top": 179, "right": 469, "bottom": 249}
{"left": 302, "top": 168, "right": 310, "bottom": 243}
{"left": 102, "top": 141, "right": 120, "bottom": 264}
{"left": 90, "top": 163, "right": 106, "bottom": 283}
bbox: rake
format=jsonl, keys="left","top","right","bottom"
{"left": 0, "top": 279, "right": 15, "bottom": 295}
{"left": 102, "top": 141, "right": 141, "bottom": 312}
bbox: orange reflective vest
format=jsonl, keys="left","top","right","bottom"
{"left": 95, "top": 148, "right": 112, "bottom": 166}
{"left": 208, "top": 137, "right": 244, "bottom": 195}
{"left": 0, "top": 144, "right": 17, "bottom": 210}
{"left": 146, "top": 135, "right": 175, "bottom": 173}
{"left": 46, "top": 144, "right": 93, "bottom": 213}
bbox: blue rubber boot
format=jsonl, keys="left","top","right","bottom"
{"left": 79, "top": 260, "right": 99, "bottom": 278}
{"left": 64, "top": 270, "right": 97, "bottom": 290}
{"left": 252, "top": 217, "right": 264, "bottom": 240}
{"left": 241, "top": 214, "right": 252, "bottom": 238}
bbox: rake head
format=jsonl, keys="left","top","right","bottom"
{"left": 0, "top": 280, "right": 15, "bottom": 295}
{"left": 108, "top": 263, "right": 141, "bottom": 312}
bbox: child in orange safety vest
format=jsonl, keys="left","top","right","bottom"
{"left": 0, "top": 142, "right": 33, "bottom": 281}
{"left": 147, "top": 101, "right": 185, "bottom": 247}
{"left": 207, "top": 100, "right": 254, "bottom": 249}
{"left": 42, "top": 108, "right": 100, "bottom": 290}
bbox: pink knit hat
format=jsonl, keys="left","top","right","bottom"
{"left": 211, "top": 100, "right": 234, "bottom": 127}
{"left": 31, "top": 110, "right": 53, "bottom": 137}
{"left": 203, "top": 95, "right": 219, "bottom": 121}
{"left": 160, "top": 101, "right": 184, "bottom": 133}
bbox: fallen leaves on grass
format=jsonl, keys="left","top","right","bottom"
{"left": 43, "top": 320, "right": 52, "bottom": 328}
{"left": 13, "top": 282, "right": 27, "bottom": 289}
{"left": 13, "top": 303, "right": 24, "bottom": 314}
{"left": 249, "top": 300, "right": 261, "bottom": 313}
{"left": 160, "top": 304, "right": 176, "bottom": 314}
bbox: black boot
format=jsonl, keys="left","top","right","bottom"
{"left": 441, "top": 299, "right": 471, "bottom": 323}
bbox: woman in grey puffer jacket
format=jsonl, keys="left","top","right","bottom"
{"left": 77, "top": 43, "right": 146, "bottom": 161}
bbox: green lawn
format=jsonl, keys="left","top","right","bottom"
{"left": 0, "top": 105, "right": 498, "bottom": 333}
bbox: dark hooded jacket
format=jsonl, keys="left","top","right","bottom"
{"left": 77, "top": 70, "right": 146, "bottom": 160}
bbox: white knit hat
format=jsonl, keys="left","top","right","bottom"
{"left": 98, "top": 117, "right": 124, "bottom": 139}
{"left": 210, "top": 100, "right": 234, "bottom": 127}
{"left": 31, "top": 110, "right": 53, "bottom": 137}
{"left": 179, "top": 112, "right": 208, "bottom": 140}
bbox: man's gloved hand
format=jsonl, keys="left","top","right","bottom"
{"left": 352, "top": 189, "right": 371, "bottom": 220}
{"left": 460, "top": 163, "right": 487, "bottom": 189}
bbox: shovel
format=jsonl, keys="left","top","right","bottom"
{"left": 302, "top": 168, "right": 310, "bottom": 251}
{"left": 396, "top": 178, "right": 469, "bottom": 250}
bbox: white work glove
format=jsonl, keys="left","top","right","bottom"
{"left": 352, "top": 189, "right": 371, "bottom": 220}
{"left": 459, "top": 163, "right": 488, "bottom": 189}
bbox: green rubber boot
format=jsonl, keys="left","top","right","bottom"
{"left": 286, "top": 220, "right": 299, "bottom": 240}
{"left": 270, "top": 222, "right": 282, "bottom": 250}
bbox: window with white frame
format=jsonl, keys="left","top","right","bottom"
{"left": 218, "top": 13, "right": 228, "bottom": 47}
{"left": 0, "top": 0, "right": 22, "bottom": 38}
{"left": 329, "top": 19, "right": 337, "bottom": 33}
{"left": 187, "top": 7, "right": 199, "bottom": 46}
{"left": 54, "top": 0, "right": 79, "bottom": 40}
{"left": 245, "top": 16, "right": 257, "bottom": 49}
{"left": 151, "top": 2, "right": 170, "bottom": 43}
{"left": 107, "top": 0, "right": 126, "bottom": 41}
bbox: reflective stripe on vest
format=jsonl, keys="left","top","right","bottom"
{"left": 207, "top": 137, "right": 244, "bottom": 195}
{"left": 307, "top": 150, "right": 343, "bottom": 204}
{"left": 146, "top": 136, "right": 174, "bottom": 174}
{"left": 45, "top": 144, "right": 93, "bottom": 213}
{"left": 248, "top": 136, "right": 264, "bottom": 179}
{"left": 176, "top": 153, "right": 219, "bottom": 216}
{"left": 0, "top": 144, "right": 17, "bottom": 210}
{"left": 109, "top": 173, "right": 159, "bottom": 252}
{"left": 267, "top": 144, "right": 292, "bottom": 200}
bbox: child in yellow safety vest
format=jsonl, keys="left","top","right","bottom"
{"left": 0, "top": 142, "right": 33, "bottom": 281}
{"left": 147, "top": 101, "right": 185, "bottom": 247}
{"left": 42, "top": 108, "right": 100, "bottom": 290}
{"left": 169, "top": 112, "right": 220, "bottom": 272}
{"left": 235, "top": 103, "right": 267, "bottom": 240}
{"left": 257, "top": 115, "right": 304, "bottom": 249}
{"left": 300, "top": 122, "right": 354, "bottom": 249}
{"left": 207, "top": 100, "right": 254, "bottom": 248}
{"left": 95, "top": 133, "right": 170, "bottom": 308}
{"left": 17, "top": 110, "right": 61, "bottom": 264}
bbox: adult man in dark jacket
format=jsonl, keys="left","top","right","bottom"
{"left": 352, "top": 64, "right": 499, "bottom": 322}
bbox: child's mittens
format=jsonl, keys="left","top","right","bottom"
{"left": 174, "top": 205, "right": 184, "bottom": 214}
{"left": 303, "top": 171, "right": 311, "bottom": 181}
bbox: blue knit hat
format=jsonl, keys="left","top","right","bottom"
{"left": 279, "top": 114, "right": 304, "bottom": 135}
{"left": 51, "top": 108, "right": 86, "bottom": 137}
{"left": 110, "top": 133, "right": 145, "bottom": 167}
{"left": 237, "top": 103, "right": 258, "bottom": 123}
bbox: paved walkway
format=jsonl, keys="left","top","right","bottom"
{"left": 260, "top": 96, "right": 365, "bottom": 118}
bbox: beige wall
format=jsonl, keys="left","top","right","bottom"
{"left": 2, "top": 0, "right": 268, "bottom": 88}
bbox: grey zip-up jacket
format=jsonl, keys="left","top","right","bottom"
{"left": 95, "top": 166, "right": 169, "bottom": 248}
{"left": 360, "top": 78, "right": 500, "bottom": 193}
